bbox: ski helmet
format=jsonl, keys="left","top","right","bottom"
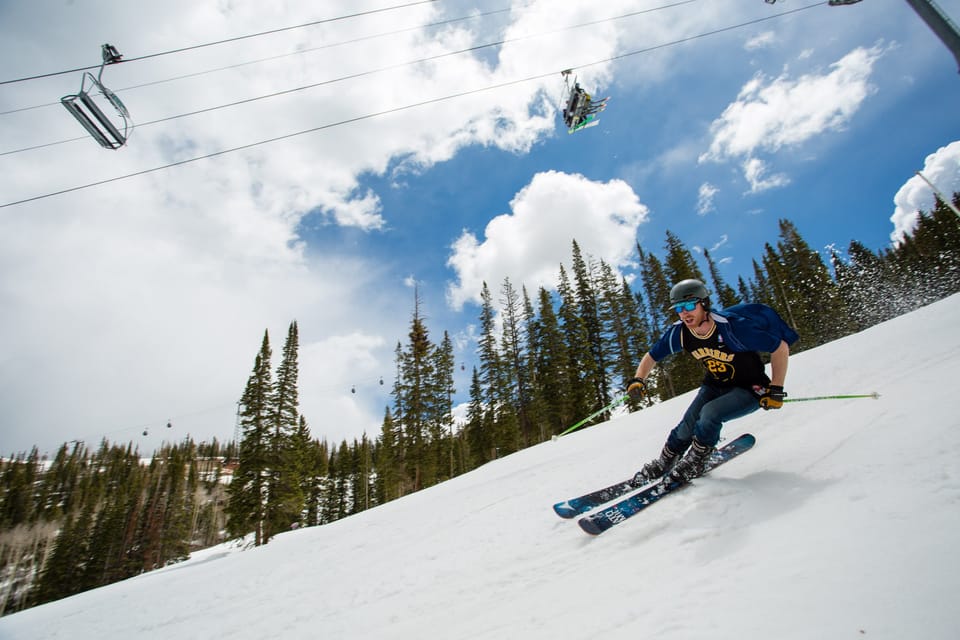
{"left": 669, "top": 278, "right": 711, "bottom": 309}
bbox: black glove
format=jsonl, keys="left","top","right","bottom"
{"left": 626, "top": 377, "right": 647, "bottom": 401}
{"left": 759, "top": 385, "right": 786, "bottom": 410}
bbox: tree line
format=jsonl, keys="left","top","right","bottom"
{"left": 0, "top": 438, "right": 232, "bottom": 614}
{"left": 2, "top": 196, "right": 958, "bottom": 614}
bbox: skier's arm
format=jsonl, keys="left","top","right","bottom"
{"left": 626, "top": 352, "right": 657, "bottom": 401}
{"left": 768, "top": 340, "right": 789, "bottom": 387}
{"left": 634, "top": 352, "right": 656, "bottom": 381}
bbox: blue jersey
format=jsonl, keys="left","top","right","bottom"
{"left": 649, "top": 304, "right": 799, "bottom": 387}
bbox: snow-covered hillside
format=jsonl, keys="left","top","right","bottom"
{"left": 2, "top": 295, "right": 958, "bottom": 640}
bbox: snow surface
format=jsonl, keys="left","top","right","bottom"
{"left": 2, "top": 295, "right": 959, "bottom": 640}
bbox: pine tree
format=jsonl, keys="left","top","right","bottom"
{"left": 570, "top": 241, "right": 610, "bottom": 411}
{"left": 156, "top": 443, "right": 193, "bottom": 567}
{"left": 475, "top": 282, "right": 520, "bottom": 458}
{"left": 659, "top": 231, "right": 706, "bottom": 396}
{"left": 291, "top": 416, "right": 314, "bottom": 520}
{"left": 662, "top": 230, "right": 706, "bottom": 285}
{"left": 636, "top": 247, "right": 674, "bottom": 398}
{"left": 520, "top": 287, "right": 548, "bottom": 442}
{"left": 463, "top": 367, "right": 490, "bottom": 466}
{"left": 637, "top": 243, "right": 672, "bottom": 335}
{"left": 0, "top": 454, "right": 32, "bottom": 528}
{"left": 832, "top": 243, "right": 889, "bottom": 331}
{"left": 620, "top": 276, "right": 654, "bottom": 410}
{"left": 749, "top": 258, "right": 775, "bottom": 306}
{"left": 897, "top": 198, "right": 960, "bottom": 302}
{"left": 226, "top": 332, "right": 273, "bottom": 545}
{"left": 394, "top": 290, "right": 437, "bottom": 490}
{"left": 305, "top": 438, "right": 330, "bottom": 524}
{"left": 556, "top": 265, "right": 591, "bottom": 422}
{"left": 736, "top": 275, "right": 751, "bottom": 303}
{"left": 595, "top": 261, "right": 633, "bottom": 402}
{"left": 82, "top": 443, "right": 144, "bottom": 587}
{"left": 31, "top": 507, "right": 93, "bottom": 606}
{"left": 830, "top": 248, "right": 860, "bottom": 331}
{"left": 433, "top": 331, "right": 457, "bottom": 480}
{"left": 354, "top": 435, "right": 375, "bottom": 512}
{"left": 531, "top": 287, "right": 573, "bottom": 437}
{"left": 703, "top": 248, "right": 739, "bottom": 309}
{"left": 376, "top": 409, "right": 404, "bottom": 501}
{"left": 323, "top": 442, "right": 349, "bottom": 521}
{"left": 768, "top": 220, "right": 852, "bottom": 349}
{"left": 264, "top": 322, "right": 305, "bottom": 541}
{"left": 499, "top": 277, "right": 533, "bottom": 445}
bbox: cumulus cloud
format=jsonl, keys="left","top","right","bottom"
{"left": 700, "top": 45, "right": 884, "bottom": 192}
{"left": 890, "top": 140, "right": 960, "bottom": 244}
{"left": 1, "top": 0, "right": 628, "bottom": 451}
{"left": 446, "top": 171, "right": 649, "bottom": 310}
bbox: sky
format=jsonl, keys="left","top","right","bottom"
{"left": 0, "top": 294, "right": 957, "bottom": 639}
{"left": 1, "top": 0, "right": 959, "bottom": 456}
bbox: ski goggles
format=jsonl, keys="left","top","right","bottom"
{"left": 673, "top": 299, "right": 699, "bottom": 313}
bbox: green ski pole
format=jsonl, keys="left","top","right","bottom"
{"left": 553, "top": 394, "right": 629, "bottom": 440}
{"left": 785, "top": 392, "right": 880, "bottom": 403}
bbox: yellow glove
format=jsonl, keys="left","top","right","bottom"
{"left": 626, "top": 377, "right": 647, "bottom": 401}
{"left": 759, "top": 385, "right": 786, "bottom": 410}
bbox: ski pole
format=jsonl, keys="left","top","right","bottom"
{"left": 785, "top": 392, "right": 880, "bottom": 403}
{"left": 554, "top": 394, "right": 629, "bottom": 439}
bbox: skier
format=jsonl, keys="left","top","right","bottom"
{"left": 626, "top": 279, "right": 799, "bottom": 484}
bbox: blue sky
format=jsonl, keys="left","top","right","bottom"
{"left": 1, "top": 0, "right": 958, "bottom": 455}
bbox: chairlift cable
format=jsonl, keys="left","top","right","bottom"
{"left": 0, "top": 2, "right": 825, "bottom": 209}
{"left": 0, "top": 4, "right": 521, "bottom": 116}
{"left": 0, "top": 0, "right": 441, "bottom": 86}
{"left": 1, "top": 0, "right": 700, "bottom": 157}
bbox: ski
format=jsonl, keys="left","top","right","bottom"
{"left": 577, "top": 433, "right": 756, "bottom": 536}
{"left": 552, "top": 432, "right": 755, "bottom": 519}
{"left": 553, "top": 477, "right": 643, "bottom": 519}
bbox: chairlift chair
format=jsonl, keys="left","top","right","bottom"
{"left": 60, "top": 44, "right": 132, "bottom": 149}
{"left": 559, "top": 69, "right": 608, "bottom": 134}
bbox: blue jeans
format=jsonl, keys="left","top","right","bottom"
{"left": 666, "top": 384, "right": 759, "bottom": 452}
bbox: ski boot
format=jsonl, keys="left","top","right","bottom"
{"left": 666, "top": 438, "right": 715, "bottom": 483}
{"left": 631, "top": 443, "right": 680, "bottom": 487}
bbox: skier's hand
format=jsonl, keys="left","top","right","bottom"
{"left": 759, "top": 385, "right": 786, "bottom": 410}
{"left": 626, "top": 377, "right": 647, "bottom": 401}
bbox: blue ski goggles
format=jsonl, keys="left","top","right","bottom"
{"left": 673, "top": 299, "right": 699, "bottom": 314}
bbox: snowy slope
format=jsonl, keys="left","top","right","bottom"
{"left": 2, "top": 295, "right": 959, "bottom": 640}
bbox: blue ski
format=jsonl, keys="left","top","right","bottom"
{"left": 553, "top": 477, "right": 642, "bottom": 519}
{"left": 577, "top": 433, "right": 756, "bottom": 536}
{"left": 553, "top": 433, "right": 755, "bottom": 519}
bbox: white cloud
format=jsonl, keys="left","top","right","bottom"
{"left": 299, "top": 332, "right": 388, "bottom": 442}
{"left": 697, "top": 182, "right": 719, "bottom": 215}
{"left": 692, "top": 234, "right": 730, "bottom": 258}
{"left": 890, "top": 140, "right": 960, "bottom": 244}
{"left": 744, "top": 31, "right": 776, "bottom": 51}
{"left": 700, "top": 45, "right": 884, "bottom": 190}
{"left": 742, "top": 157, "right": 790, "bottom": 193}
{"left": 0, "top": 176, "right": 402, "bottom": 450}
{"left": 446, "top": 171, "right": 649, "bottom": 310}
{"left": 1, "top": 0, "right": 617, "bottom": 452}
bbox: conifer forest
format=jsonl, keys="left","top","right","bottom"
{"left": 2, "top": 198, "right": 959, "bottom": 615}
